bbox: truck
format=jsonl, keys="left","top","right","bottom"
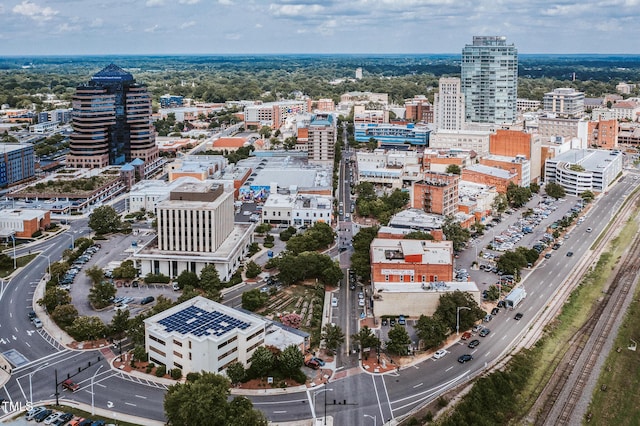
{"left": 504, "top": 287, "right": 526, "bottom": 309}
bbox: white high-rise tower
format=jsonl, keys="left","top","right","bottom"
{"left": 434, "top": 77, "right": 465, "bottom": 131}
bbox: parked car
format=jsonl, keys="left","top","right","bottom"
{"left": 491, "top": 307, "right": 500, "bottom": 316}
{"left": 311, "top": 357, "right": 325, "bottom": 367}
{"left": 56, "top": 413, "right": 74, "bottom": 425}
{"left": 479, "top": 328, "right": 491, "bottom": 337}
{"left": 468, "top": 339, "right": 480, "bottom": 349}
{"left": 566, "top": 251, "right": 574, "bottom": 257}
{"left": 483, "top": 314, "right": 493, "bottom": 323}
{"left": 458, "top": 354, "right": 473, "bottom": 364}
{"left": 26, "top": 406, "right": 47, "bottom": 421}
{"left": 460, "top": 331, "right": 472, "bottom": 340}
{"left": 62, "top": 379, "right": 80, "bottom": 392}
{"left": 381, "top": 318, "right": 388, "bottom": 326}
{"left": 34, "top": 409, "right": 53, "bottom": 422}
{"left": 433, "top": 350, "right": 447, "bottom": 359}
{"left": 44, "top": 412, "right": 64, "bottom": 425}
{"left": 140, "top": 296, "right": 155, "bottom": 305}
{"left": 305, "top": 359, "right": 320, "bottom": 369}
{"left": 28, "top": 310, "right": 37, "bottom": 320}
{"left": 33, "top": 318, "right": 43, "bottom": 328}
{"left": 514, "top": 312, "right": 524, "bottom": 320}
{"left": 68, "top": 418, "right": 85, "bottom": 426}
{"left": 398, "top": 315, "right": 406, "bottom": 325}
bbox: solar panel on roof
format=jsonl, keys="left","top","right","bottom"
{"left": 158, "top": 306, "right": 252, "bottom": 336}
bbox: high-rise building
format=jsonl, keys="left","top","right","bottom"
{"left": 67, "top": 64, "right": 159, "bottom": 169}
{"left": 461, "top": 36, "right": 518, "bottom": 125}
{"left": 0, "top": 143, "right": 35, "bottom": 188}
{"left": 543, "top": 88, "right": 585, "bottom": 117}
{"left": 434, "top": 77, "right": 465, "bottom": 131}
{"left": 305, "top": 113, "right": 337, "bottom": 166}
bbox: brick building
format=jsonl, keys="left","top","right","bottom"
{"left": 461, "top": 164, "right": 518, "bottom": 193}
{"left": 411, "top": 171, "right": 459, "bottom": 216}
{"left": 0, "top": 209, "right": 51, "bottom": 238}
{"left": 586, "top": 119, "right": 618, "bottom": 150}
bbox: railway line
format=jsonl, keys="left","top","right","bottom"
{"left": 534, "top": 209, "right": 640, "bottom": 425}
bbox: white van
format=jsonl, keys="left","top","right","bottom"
{"left": 331, "top": 297, "right": 338, "bottom": 307}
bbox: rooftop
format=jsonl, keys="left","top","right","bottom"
{"left": 466, "top": 164, "right": 516, "bottom": 179}
{"left": 145, "top": 296, "right": 265, "bottom": 342}
{"left": 371, "top": 238, "right": 453, "bottom": 264}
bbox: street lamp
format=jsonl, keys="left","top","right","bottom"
{"left": 29, "top": 363, "right": 49, "bottom": 404}
{"left": 364, "top": 414, "right": 377, "bottom": 426}
{"left": 41, "top": 254, "right": 51, "bottom": 278}
{"left": 456, "top": 306, "right": 471, "bottom": 336}
{"left": 313, "top": 388, "right": 333, "bottom": 425}
{"left": 10, "top": 234, "right": 16, "bottom": 270}
{"left": 91, "top": 365, "right": 104, "bottom": 415}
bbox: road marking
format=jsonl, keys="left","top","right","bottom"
{"left": 445, "top": 366, "right": 453, "bottom": 372}
{"left": 502, "top": 335, "right": 507, "bottom": 340}
{"left": 539, "top": 294, "right": 544, "bottom": 299}
{"left": 125, "top": 402, "right": 136, "bottom": 407}
{"left": 413, "top": 383, "right": 423, "bottom": 389}
{"left": 135, "top": 394, "right": 147, "bottom": 399}
{"left": 471, "top": 349, "right": 477, "bottom": 354}
{"left": 273, "top": 410, "right": 287, "bottom": 414}
{"left": 485, "top": 352, "right": 491, "bottom": 357}
{"left": 96, "top": 383, "right": 106, "bottom": 388}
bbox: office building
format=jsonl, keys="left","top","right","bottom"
{"left": 305, "top": 113, "right": 337, "bottom": 166}
{"left": 243, "top": 100, "right": 311, "bottom": 130}
{"left": 404, "top": 95, "right": 434, "bottom": 123}
{"left": 0, "top": 143, "right": 35, "bottom": 188}
{"left": 261, "top": 193, "right": 333, "bottom": 226}
{"left": 543, "top": 88, "right": 585, "bottom": 118}
{"left": 434, "top": 77, "right": 465, "bottom": 131}
{"left": 411, "top": 172, "right": 459, "bottom": 216}
{"left": 0, "top": 208, "right": 50, "bottom": 238}
{"left": 354, "top": 123, "right": 430, "bottom": 146}
{"left": 135, "top": 181, "right": 254, "bottom": 281}
{"left": 461, "top": 36, "right": 518, "bottom": 124}
{"left": 159, "top": 94, "right": 184, "bottom": 108}
{"left": 67, "top": 64, "right": 159, "bottom": 169}
{"left": 356, "top": 149, "right": 422, "bottom": 190}
{"left": 144, "top": 296, "right": 266, "bottom": 375}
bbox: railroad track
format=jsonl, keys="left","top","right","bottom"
{"left": 535, "top": 224, "right": 640, "bottom": 425}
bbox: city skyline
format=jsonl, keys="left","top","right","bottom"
{"left": 1, "top": 0, "right": 639, "bottom": 56}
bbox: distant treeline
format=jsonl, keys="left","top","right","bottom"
{"left": 0, "top": 54, "right": 639, "bottom": 109}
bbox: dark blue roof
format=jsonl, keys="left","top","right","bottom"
{"left": 92, "top": 64, "right": 134, "bottom": 83}
{"left": 158, "top": 305, "right": 252, "bottom": 337}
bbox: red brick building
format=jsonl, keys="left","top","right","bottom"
{"left": 411, "top": 171, "right": 459, "bottom": 216}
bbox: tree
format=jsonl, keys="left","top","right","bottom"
{"left": 322, "top": 323, "right": 345, "bottom": 354}
{"left": 506, "top": 182, "right": 532, "bottom": 208}
{"left": 88, "top": 281, "right": 117, "bottom": 309}
{"left": 529, "top": 182, "right": 540, "bottom": 193}
{"left": 441, "top": 216, "right": 471, "bottom": 252}
{"left": 110, "top": 308, "right": 130, "bottom": 336}
{"left": 164, "top": 372, "right": 267, "bottom": 426}
{"left": 415, "top": 315, "right": 447, "bottom": 350}
{"left": 350, "top": 226, "right": 379, "bottom": 283}
{"left": 580, "top": 190, "right": 594, "bottom": 203}
{"left": 199, "top": 264, "right": 222, "bottom": 293}
{"left": 492, "top": 194, "right": 508, "bottom": 214}
{"left": 226, "top": 361, "right": 246, "bottom": 386}
{"left": 132, "top": 345, "right": 148, "bottom": 362}
{"left": 352, "top": 325, "right": 380, "bottom": 350}
{"left": 404, "top": 231, "right": 434, "bottom": 240}
{"left": 545, "top": 182, "right": 566, "bottom": 199}
{"left": 248, "top": 347, "right": 274, "bottom": 378}
{"left": 112, "top": 259, "right": 138, "bottom": 279}
{"left": 485, "top": 285, "right": 500, "bottom": 301}
{"left": 242, "top": 289, "right": 267, "bottom": 311}
{"left": 387, "top": 324, "right": 412, "bottom": 355}
{"left": 88, "top": 205, "right": 122, "bottom": 235}
{"left": 48, "top": 261, "right": 69, "bottom": 285}
{"left": 177, "top": 285, "right": 201, "bottom": 304}
{"left": 67, "top": 316, "right": 107, "bottom": 342}
{"left": 434, "top": 290, "right": 485, "bottom": 333}
{"left": 496, "top": 250, "right": 527, "bottom": 277}
{"left": 85, "top": 265, "right": 105, "bottom": 286}
{"left": 176, "top": 270, "right": 199, "bottom": 289}
{"left": 245, "top": 261, "right": 262, "bottom": 279}
{"left": 446, "top": 164, "right": 461, "bottom": 175}
{"left": 278, "top": 345, "right": 304, "bottom": 378}
{"left": 50, "top": 304, "right": 78, "bottom": 328}
{"left": 38, "top": 286, "right": 72, "bottom": 312}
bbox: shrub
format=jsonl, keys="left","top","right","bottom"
{"left": 170, "top": 368, "right": 182, "bottom": 380}
{"left": 146, "top": 363, "right": 155, "bottom": 374}
{"left": 155, "top": 365, "right": 167, "bottom": 377}
{"left": 186, "top": 372, "right": 200, "bottom": 382}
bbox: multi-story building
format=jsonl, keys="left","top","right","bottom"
{"left": 461, "top": 164, "right": 518, "bottom": 193}
{"left": 144, "top": 296, "right": 266, "bottom": 375}
{"left": 618, "top": 122, "right": 640, "bottom": 146}
{"left": 134, "top": 181, "right": 254, "bottom": 281}
{"left": 354, "top": 123, "right": 430, "bottom": 146}
{"left": 67, "top": 64, "right": 159, "bottom": 169}
{"left": 434, "top": 77, "right": 465, "bottom": 131}
{"left": 544, "top": 149, "right": 623, "bottom": 196}
{"left": 616, "top": 82, "right": 635, "bottom": 95}
{"left": 586, "top": 119, "right": 618, "bottom": 150}
{"left": 411, "top": 172, "right": 459, "bottom": 216}
{"left": 353, "top": 105, "right": 389, "bottom": 124}
{"left": 428, "top": 130, "right": 491, "bottom": 154}
{"left": 0, "top": 208, "right": 50, "bottom": 238}
{"left": 461, "top": 36, "right": 518, "bottom": 124}
{"left": 543, "top": 88, "right": 585, "bottom": 118}
{"left": 261, "top": 193, "right": 333, "bottom": 226}
{"left": 404, "top": 95, "right": 434, "bottom": 123}
{"left": 480, "top": 154, "right": 531, "bottom": 187}
{"left": 305, "top": 113, "right": 337, "bottom": 166}
{"left": 591, "top": 100, "right": 640, "bottom": 122}
{"left": 340, "top": 91, "right": 388, "bottom": 104}
{"left": 422, "top": 149, "right": 474, "bottom": 173}
{"left": 315, "top": 99, "right": 335, "bottom": 111}
{"left": 538, "top": 116, "right": 580, "bottom": 141}
{"left": 0, "top": 143, "right": 35, "bottom": 188}
{"left": 489, "top": 129, "right": 542, "bottom": 183}
{"left": 243, "top": 100, "right": 312, "bottom": 129}
{"left": 355, "top": 149, "right": 422, "bottom": 189}
{"left": 517, "top": 98, "right": 541, "bottom": 112}
{"left": 159, "top": 94, "right": 184, "bottom": 108}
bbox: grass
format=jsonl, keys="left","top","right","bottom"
{"left": 0, "top": 253, "right": 39, "bottom": 278}
{"left": 587, "top": 253, "right": 640, "bottom": 424}
{"left": 34, "top": 404, "right": 143, "bottom": 426}
{"left": 515, "top": 215, "right": 638, "bottom": 419}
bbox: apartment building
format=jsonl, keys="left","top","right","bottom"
{"left": 434, "top": 77, "right": 465, "bottom": 131}
{"left": 243, "top": 100, "right": 312, "bottom": 129}
{"left": 0, "top": 143, "right": 35, "bottom": 187}
{"left": 461, "top": 164, "right": 518, "bottom": 193}
{"left": 411, "top": 171, "right": 459, "bottom": 216}
{"left": 543, "top": 88, "right": 585, "bottom": 118}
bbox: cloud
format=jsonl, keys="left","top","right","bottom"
{"left": 145, "top": 24, "right": 159, "bottom": 33}
{"left": 145, "top": 0, "right": 164, "bottom": 6}
{"left": 225, "top": 33, "right": 242, "bottom": 40}
{"left": 269, "top": 3, "right": 325, "bottom": 17}
{"left": 179, "top": 0, "right": 201, "bottom": 3}
{"left": 90, "top": 18, "right": 104, "bottom": 28}
{"left": 12, "top": 1, "right": 58, "bottom": 21}
{"left": 56, "top": 23, "right": 79, "bottom": 33}
{"left": 218, "top": 0, "right": 234, "bottom": 4}
{"left": 180, "top": 21, "right": 196, "bottom": 29}
{"left": 255, "top": 23, "right": 263, "bottom": 28}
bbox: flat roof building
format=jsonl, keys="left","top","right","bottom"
{"left": 144, "top": 296, "right": 266, "bottom": 375}
{"left": 544, "top": 149, "right": 623, "bottom": 196}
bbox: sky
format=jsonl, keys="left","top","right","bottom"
{"left": 0, "top": 0, "right": 639, "bottom": 56}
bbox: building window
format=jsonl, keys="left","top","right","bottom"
{"left": 173, "top": 350, "right": 183, "bottom": 359}
{"left": 149, "top": 345, "right": 166, "bottom": 357}
{"left": 174, "top": 362, "right": 183, "bottom": 370}
{"left": 149, "top": 335, "right": 165, "bottom": 346}
{"left": 410, "top": 275, "right": 414, "bottom": 282}
{"left": 385, "top": 275, "right": 389, "bottom": 282}
{"left": 173, "top": 339, "right": 182, "bottom": 347}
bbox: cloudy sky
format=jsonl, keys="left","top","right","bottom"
{"left": 1, "top": 0, "right": 638, "bottom": 56}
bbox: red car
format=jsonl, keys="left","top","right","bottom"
{"left": 460, "top": 331, "right": 472, "bottom": 340}
{"left": 62, "top": 379, "right": 80, "bottom": 392}
{"left": 305, "top": 359, "right": 320, "bottom": 370}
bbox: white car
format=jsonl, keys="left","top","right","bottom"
{"left": 433, "top": 350, "right": 447, "bottom": 359}
{"left": 114, "top": 303, "right": 129, "bottom": 311}
{"left": 358, "top": 299, "right": 365, "bottom": 307}
{"left": 44, "top": 412, "right": 63, "bottom": 425}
